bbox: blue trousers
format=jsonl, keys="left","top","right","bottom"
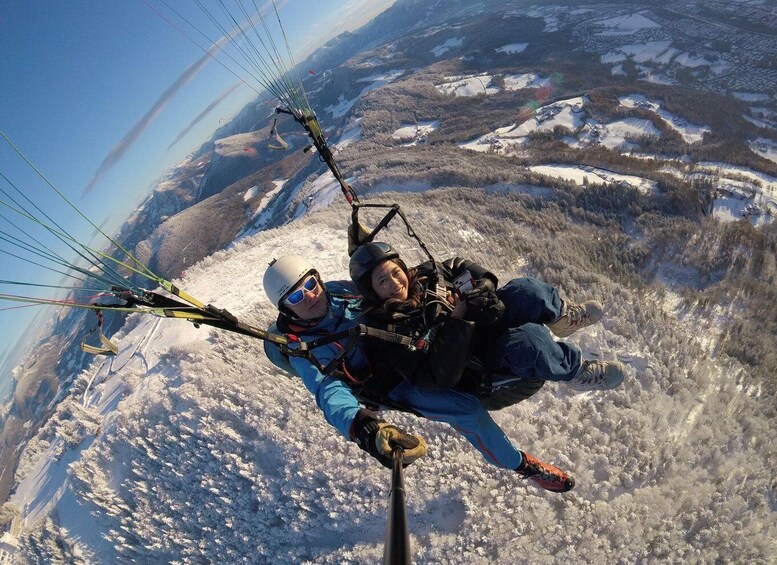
{"left": 491, "top": 277, "right": 582, "bottom": 383}
{"left": 383, "top": 278, "right": 580, "bottom": 470}
{"left": 388, "top": 381, "right": 523, "bottom": 469}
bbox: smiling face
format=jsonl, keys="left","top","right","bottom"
{"left": 370, "top": 259, "right": 409, "bottom": 302}
{"left": 285, "top": 275, "right": 328, "bottom": 320}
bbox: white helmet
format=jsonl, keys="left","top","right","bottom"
{"left": 263, "top": 255, "right": 315, "bottom": 307}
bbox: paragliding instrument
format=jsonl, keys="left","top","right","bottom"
{"left": 383, "top": 448, "right": 412, "bottom": 565}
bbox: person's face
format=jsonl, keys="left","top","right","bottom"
{"left": 370, "top": 260, "right": 409, "bottom": 302}
{"left": 284, "top": 274, "right": 328, "bottom": 319}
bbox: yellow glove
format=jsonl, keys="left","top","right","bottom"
{"left": 374, "top": 422, "right": 428, "bottom": 466}
{"left": 352, "top": 410, "right": 427, "bottom": 468}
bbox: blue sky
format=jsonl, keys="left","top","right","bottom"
{"left": 0, "top": 0, "right": 395, "bottom": 389}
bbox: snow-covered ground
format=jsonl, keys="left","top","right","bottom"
{"left": 595, "top": 13, "right": 661, "bottom": 36}
{"left": 325, "top": 70, "right": 404, "bottom": 118}
{"left": 8, "top": 190, "right": 775, "bottom": 562}
{"left": 580, "top": 118, "right": 661, "bottom": 150}
{"left": 749, "top": 137, "right": 777, "bottom": 165}
{"left": 495, "top": 42, "right": 528, "bottom": 54}
{"left": 694, "top": 161, "right": 777, "bottom": 198}
{"left": 335, "top": 118, "right": 363, "bottom": 150}
{"left": 527, "top": 164, "right": 657, "bottom": 193}
{"left": 695, "top": 162, "right": 777, "bottom": 224}
{"left": 619, "top": 94, "right": 711, "bottom": 143}
{"left": 431, "top": 37, "right": 463, "bottom": 57}
{"left": 503, "top": 72, "right": 551, "bottom": 91}
{"left": 655, "top": 161, "right": 775, "bottom": 225}
{"left": 256, "top": 179, "right": 286, "bottom": 212}
{"left": 733, "top": 92, "right": 772, "bottom": 102}
{"left": 242, "top": 185, "right": 260, "bottom": 201}
{"left": 290, "top": 171, "right": 347, "bottom": 219}
{"left": 711, "top": 196, "right": 774, "bottom": 226}
{"left": 238, "top": 179, "right": 288, "bottom": 237}
{"left": 435, "top": 73, "right": 499, "bottom": 97}
{"left": 457, "top": 94, "right": 686, "bottom": 154}
{"left": 600, "top": 37, "right": 727, "bottom": 79}
{"left": 392, "top": 121, "right": 440, "bottom": 146}
{"left": 743, "top": 113, "right": 777, "bottom": 131}
{"left": 448, "top": 90, "right": 770, "bottom": 221}
{"left": 460, "top": 95, "right": 670, "bottom": 154}
{"left": 435, "top": 72, "right": 550, "bottom": 97}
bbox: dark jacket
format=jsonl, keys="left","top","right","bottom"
{"left": 363, "top": 257, "right": 505, "bottom": 391}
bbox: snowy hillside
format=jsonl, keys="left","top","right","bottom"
{"left": 4, "top": 1, "right": 777, "bottom": 562}
{"left": 8, "top": 190, "right": 776, "bottom": 563}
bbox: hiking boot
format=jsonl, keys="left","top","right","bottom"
{"left": 548, "top": 300, "right": 603, "bottom": 338}
{"left": 568, "top": 360, "right": 625, "bottom": 391}
{"left": 516, "top": 451, "right": 575, "bottom": 493}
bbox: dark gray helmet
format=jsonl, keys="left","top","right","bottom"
{"left": 348, "top": 242, "right": 400, "bottom": 287}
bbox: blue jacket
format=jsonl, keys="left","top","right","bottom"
{"left": 263, "top": 281, "right": 525, "bottom": 470}
{"left": 264, "top": 281, "right": 367, "bottom": 439}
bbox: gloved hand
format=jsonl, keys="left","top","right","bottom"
{"left": 347, "top": 221, "right": 372, "bottom": 257}
{"left": 462, "top": 279, "right": 505, "bottom": 327}
{"left": 351, "top": 409, "right": 428, "bottom": 468}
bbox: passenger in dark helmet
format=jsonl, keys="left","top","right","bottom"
{"left": 348, "top": 241, "right": 625, "bottom": 399}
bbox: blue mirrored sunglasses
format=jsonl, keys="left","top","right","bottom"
{"left": 283, "top": 275, "right": 318, "bottom": 306}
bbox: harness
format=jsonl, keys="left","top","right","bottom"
{"left": 274, "top": 292, "right": 418, "bottom": 386}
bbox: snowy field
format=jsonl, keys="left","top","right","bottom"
{"left": 495, "top": 42, "right": 528, "bottom": 54}
{"left": 711, "top": 196, "right": 774, "bottom": 226}
{"left": 438, "top": 85, "right": 771, "bottom": 223}
{"left": 435, "top": 72, "right": 550, "bottom": 97}
{"left": 435, "top": 73, "right": 499, "bottom": 97}
{"left": 582, "top": 118, "right": 661, "bottom": 150}
{"left": 743, "top": 113, "right": 777, "bottom": 131}
{"left": 431, "top": 37, "right": 463, "bottom": 57}
{"left": 733, "top": 92, "right": 772, "bottom": 102}
{"left": 391, "top": 121, "right": 441, "bottom": 146}
{"left": 619, "top": 94, "right": 711, "bottom": 143}
{"left": 527, "top": 164, "right": 657, "bottom": 193}
{"left": 749, "top": 137, "right": 777, "bottom": 165}
{"left": 8, "top": 189, "right": 776, "bottom": 563}
{"left": 459, "top": 96, "right": 586, "bottom": 153}
{"left": 600, "top": 34, "right": 727, "bottom": 81}
{"left": 595, "top": 13, "right": 660, "bottom": 36}
{"left": 695, "top": 161, "right": 777, "bottom": 198}
{"left": 334, "top": 118, "right": 363, "bottom": 150}
{"left": 458, "top": 95, "right": 667, "bottom": 154}
{"left": 325, "top": 70, "right": 404, "bottom": 118}
{"left": 244, "top": 179, "right": 287, "bottom": 230}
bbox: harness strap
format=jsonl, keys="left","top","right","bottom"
{"left": 80, "top": 309, "right": 118, "bottom": 356}
{"left": 350, "top": 203, "right": 438, "bottom": 275}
